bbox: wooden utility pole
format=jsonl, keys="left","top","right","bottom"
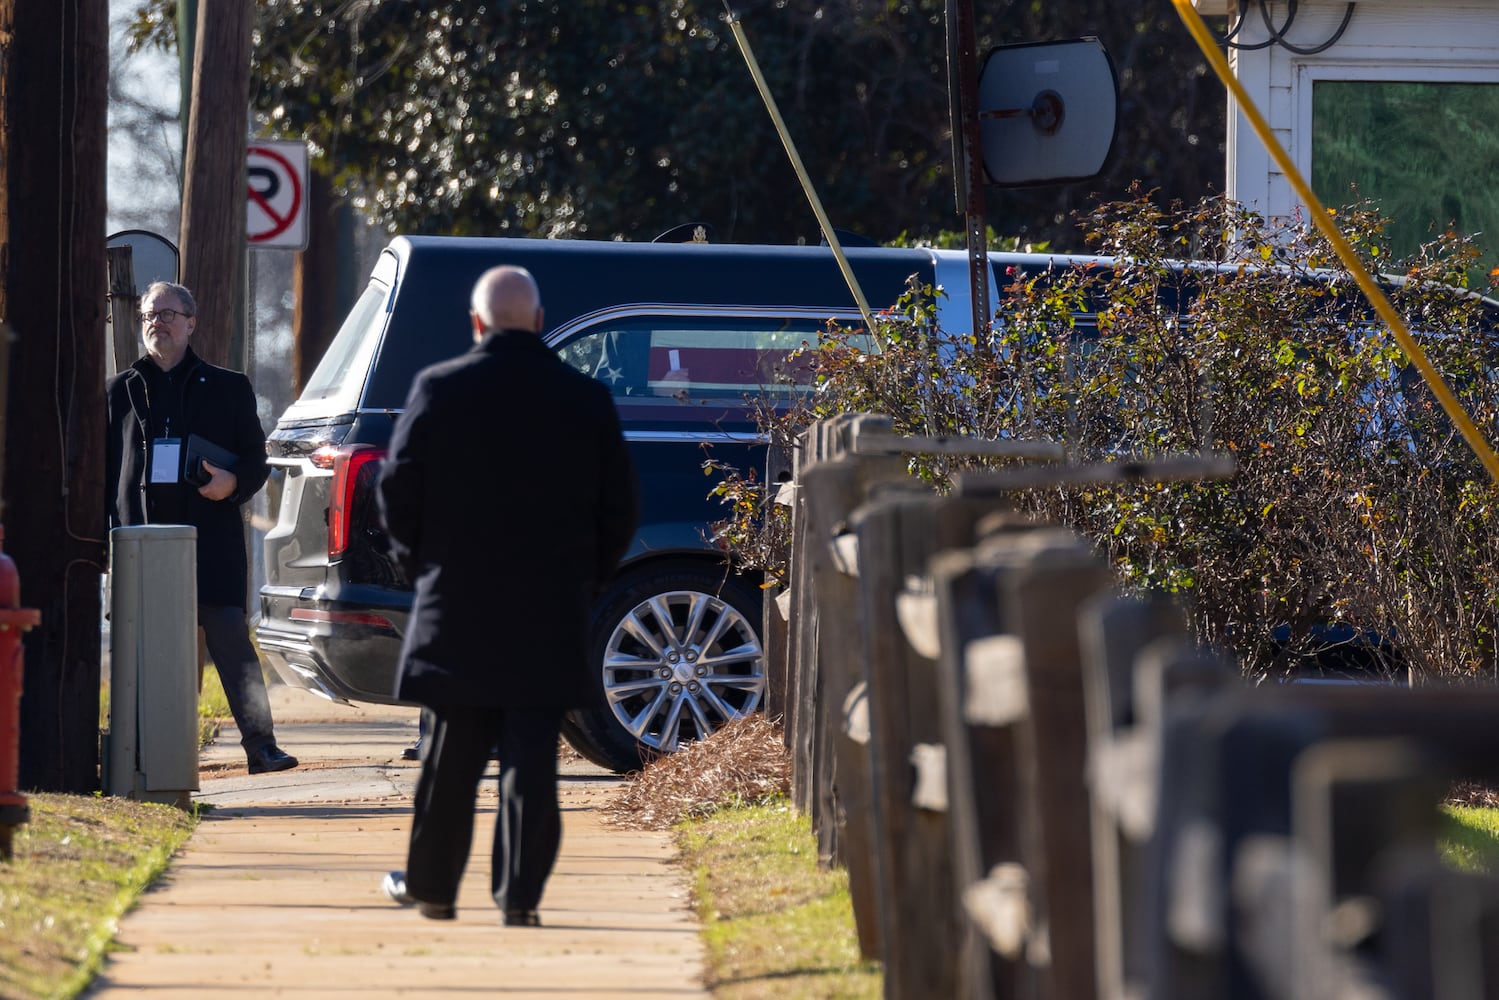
{"left": 0, "top": 0, "right": 109, "bottom": 793}
{"left": 106, "top": 247, "right": 139, "bottom": 374}
{"left": 176, "top": 0, "right": 197, "bottom": 165}
{"left": 178, "top": 1, "right": 251, "bottom": 369}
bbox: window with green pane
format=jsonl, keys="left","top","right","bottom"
{"left": 1312, "top": 80, "right": 1499, "bottom": 290}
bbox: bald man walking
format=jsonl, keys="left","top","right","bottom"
{"left": 376, "top": 265, "right": 639, "bottom": 924}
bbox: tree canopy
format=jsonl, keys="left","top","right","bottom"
{"left": 131, "top": 1, "right": 1226, "bottom": 248}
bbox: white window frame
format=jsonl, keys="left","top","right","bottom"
{"left": 1294, "top": 60, "right": 1499, "bottom": 190}
{"left": 1223, "top": 2, "right": 1499, "bottom": 223}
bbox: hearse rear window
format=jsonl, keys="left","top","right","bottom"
{"left": 297, "top": 281, "right": 389, "bottom": 409}
{"left": 557, "top": 316, "right": 866, "bottom": 405}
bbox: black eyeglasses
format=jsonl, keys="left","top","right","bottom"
{"left": 139, "top": 308, "right": 191, "bottom": 324}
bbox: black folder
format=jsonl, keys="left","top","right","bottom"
{"left": 184, "top": 434, "right": 238, "bottom": 487}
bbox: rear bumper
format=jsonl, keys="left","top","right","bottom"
{"left": 257, "top": 623, "right": 359, "bottom": 704}
{"left": 257, "top": 586, "right": 410, "bottom": 705}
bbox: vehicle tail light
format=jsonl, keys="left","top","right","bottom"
{"left": 289, "top": 607, "right": 396, "bottom": 630}
{"left": 314, "top": 445, "right": 387, "bottom": 559}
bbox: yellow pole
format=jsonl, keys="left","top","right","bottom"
{"left": 1171, "top": 0, "right": 1499, "bottom": 486}
{"left": 723, "top": 8, "right": 878, "bottom": 334}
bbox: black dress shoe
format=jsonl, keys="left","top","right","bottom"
{"left": 400, "top": 738, "right": 422, "bottom": 761}
{"left": 503, "top": 909, "right": 541, "bottom": 927}
{"left": 418, "top": 901, "right": 456, "bottom": 920}
{"left": 247, "top": 744, "right": 299, "bottom": 774}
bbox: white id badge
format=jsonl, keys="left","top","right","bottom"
{"left": 151, "top": 438, "right": 182, "bottom": 484}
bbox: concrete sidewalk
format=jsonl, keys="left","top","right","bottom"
{"left": 83, "top": 686, "right": 709, "bottom": 998}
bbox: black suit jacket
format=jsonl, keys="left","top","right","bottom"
{"left": 105, "top": 349, "right": 269, "bottom": 609}
{"left": 377, "top": 329, "right": 640, "bottom": 709}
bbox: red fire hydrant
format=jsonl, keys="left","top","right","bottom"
{"left": 0, "top": 524, "right": 41, "bottom": 861}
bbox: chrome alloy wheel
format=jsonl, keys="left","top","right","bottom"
{"left": 601, "top": 589, "right": 765, "bottom": 754}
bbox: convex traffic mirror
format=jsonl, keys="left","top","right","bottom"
{"left": 977, "top": 37, "right": 1119, "bottom": 187}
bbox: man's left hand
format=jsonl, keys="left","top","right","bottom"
{"left": 197, "top": 460, "right": 238, "bottom": 501}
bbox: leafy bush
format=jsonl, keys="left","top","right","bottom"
{"left": 712, "top": 194, "right": 1499, "bottom": 682}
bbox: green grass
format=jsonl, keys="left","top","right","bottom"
{"left": 197, "top": 666, "right": 230, "bottom": 745}
{"left": 0, "top": 794, "right": 198, "bottom": 1000}
{"left": 677, "top": 797, "right": 882, "bottom": 999}
{"left": 2, "top": 652, "right": 234, "bottom": 998}
{"left": 4, "top": 665, "right": 228, "bottom": 1000}
{"left": 100, "top": 661, "right": 234, "bottom": 748}
{"left": 1440, "top": 804, "right": 1499, "bottom": 873}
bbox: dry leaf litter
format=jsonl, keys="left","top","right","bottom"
{"left": 1448, "top": 781, "right": 1499, "bottom": 809}
{"left": 607, "top": 714, "right": 791, "bottom": 830}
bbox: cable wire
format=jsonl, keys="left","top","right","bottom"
{"left": 720, "top": 2, "right": 877, "bottom": 335}
{"left": 1219, "top": 0, "right": 1357, "bottom": 56}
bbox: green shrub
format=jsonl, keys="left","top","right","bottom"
{"left": 712, "top": 194, "right": 1499, "bottom": 682}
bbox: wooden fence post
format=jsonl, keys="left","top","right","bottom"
{"left": 761, "top": 438, "right": 795, "bottom": 729}
{"left": 785, "top": 421, "right": 822, "bottom": 814}
{"left": 928, "top": 513, "right": 1037, "bottom": 1000}
{"left": 993, "top": 529, "right": 1114, "bottom": 1000}
{"left": 851, "top": 489, "right": 999, "bottom": 999}
{"left": 799, "top": 455, "right": 898, "bottom": 958}
{"left": 1075, "top": 595, "right": 1198, "bottom": 1000}
{"left": 777, "top": 413, "right": 1072, "bottom": 991}
{"left": 789, "top": 413, "right": 900, "bottom": 833}
{"left": 1151, "top": 683, "right": 1499, "bottom": 998}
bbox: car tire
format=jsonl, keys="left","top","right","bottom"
{"left": 562, "top": 562, "right": 766, "bottom": 773}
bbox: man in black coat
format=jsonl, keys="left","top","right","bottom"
{"left": 377, "top": 265, "right": 639, "bottom": 925}
{"left": 105, "top": 281, "right": 297, "bottom": 775}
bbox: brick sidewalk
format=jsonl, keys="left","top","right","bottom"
{"left": 82, "top": 686, "right": 708, "bottom": 998}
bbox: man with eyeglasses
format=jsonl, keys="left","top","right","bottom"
{"left": 105, "top": 280, "right": 298, "bottom": 776}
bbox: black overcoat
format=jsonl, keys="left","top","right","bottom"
{"left": 105, "top": 349, "right": 270, "bottom": 610}
{"left": 377, "top": 329, "right": 640, "bottom": 710}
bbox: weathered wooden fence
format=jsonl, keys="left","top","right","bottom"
{"left": 765, "top": 412, "right": 1499, "bottom": 1000}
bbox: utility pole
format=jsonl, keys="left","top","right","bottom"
{"left": 0, "top": 0, "right": 109, "bottom": 793}
{"left": 178, "top": 1, "right": 250, "bottom": 369}
{"left": 176, "top": 0, "right": 197, "bottom": 170}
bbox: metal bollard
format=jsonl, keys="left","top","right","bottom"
{"left": 0, "top": 525, "right": 42, "bottom": 861}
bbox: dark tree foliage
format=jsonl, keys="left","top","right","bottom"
{"left": 979, "top": 4, "right": 1225, "bottom": 244}
{"left": 132, "top": 1, "right": 1225, "bottom": 247}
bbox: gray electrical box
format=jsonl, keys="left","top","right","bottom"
{"left": 106, "top": 525, "right": 199, "bottom": 806}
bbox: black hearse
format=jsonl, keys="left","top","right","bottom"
{"left": 258, "top": 235, "right": 1091, "bottom": 771}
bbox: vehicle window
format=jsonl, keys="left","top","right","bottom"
{"left": 557, "top": 316, "right": 865, "bottom": 405}
{"left": 298, "top": 281, "right": 390, "bottom": 407}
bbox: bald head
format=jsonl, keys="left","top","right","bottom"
{"left": 470, "top": 265, "right": 544, "bottom": 341}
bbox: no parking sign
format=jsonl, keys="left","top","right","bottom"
{"left": 247, "top": 140, "right": 308, "bottom": 250}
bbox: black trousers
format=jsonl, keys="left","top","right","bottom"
{"left": 403, "top": 705, "right": 563, "bottom": 912}
{"left": 198, "top": 604, "right": 277, "bottom": 754}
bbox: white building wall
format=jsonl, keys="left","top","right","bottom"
{"left": 1202, "top": 0, "right": 1499, "bottom": 223}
